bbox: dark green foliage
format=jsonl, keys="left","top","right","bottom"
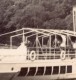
{"left": 0, "top": 0, "right": 76, "bottom": 33}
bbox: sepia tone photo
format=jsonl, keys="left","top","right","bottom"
{"left": 0, "top": 0, "right": 76, "bottom": 80}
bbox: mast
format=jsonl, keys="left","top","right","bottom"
{"left": 73, "top": 6, "right": 76, "bottom": 33}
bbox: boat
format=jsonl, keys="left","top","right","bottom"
{"left": 0, "top": 7, "right": 76, "bottom": 80}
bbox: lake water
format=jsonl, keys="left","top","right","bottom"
{"left": 0, "top": 73, "right": 75, "bottom": 80}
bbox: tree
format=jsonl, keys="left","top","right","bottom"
{"left": 0, "top": 0, "right": 75, "bottom": 32}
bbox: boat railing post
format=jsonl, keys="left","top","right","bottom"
{"left": 53, "top": 48, "right": 55, "bottom": 59}
{"left": 67, "top": 49, "right": 69, "bottom": 58}
{"left": 42, "top": 36, "right": 44, "bottom": 59}
{"left": 36, "top": 33, "right": 39, "bottom": 60}
{"left": 49, "top": 35, "right": 51, "bottom": 59}
{"left": 54, "top": 34, "right": 56, "bottom": 59}
{"left": 66, "top": 35, "right": 67, "bottom": 58}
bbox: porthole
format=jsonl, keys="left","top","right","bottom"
{"left": 11, "top": 67, "right": 14, "bottom": 71}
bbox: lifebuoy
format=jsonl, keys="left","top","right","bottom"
{"left": 30, "top": 50, "right": 36, "bottom": 61}
{"left": 60, "top": 50, "right": 66, "bottom": 60}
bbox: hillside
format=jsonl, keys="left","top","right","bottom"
{"left": 0, "top": 0, "right": 76, "bottom": 33}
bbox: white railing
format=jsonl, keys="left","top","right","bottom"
{"left": 26, "top": 47, "right": 76, "bottom": 60}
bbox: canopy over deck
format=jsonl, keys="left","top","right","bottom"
{"left": 0, "top": 28, "right": 76, "bottom": 48}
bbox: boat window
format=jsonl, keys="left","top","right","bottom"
{"left": 53, "top": 66, "right": 59, "bottom": 74}
{"left": 36, "top": 67, "right": 44, "bottom": 75}
{"left": 45, "top": 66, "right": 52, "bottom": 75}
{"left": 60, "top": 66, "right": 66, "bottom": 74}
{"left": 27, "top": 67, "right": 36, "bottom": 76}
{"left": 67, "top": 65, "right": 72, "bottom": 73}
{"left": 18, "top": 67, "right": 28, "bottom": 76}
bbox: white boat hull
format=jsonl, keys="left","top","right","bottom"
{"left": 0, "top": 59, "right": 76, "bottom": 80}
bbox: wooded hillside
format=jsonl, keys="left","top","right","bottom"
{"left": 0, "top": 0, "right": 76, "bottom": 33}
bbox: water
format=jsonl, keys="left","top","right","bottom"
{"left": 0, "top": 73, "right": 75, "bottom": 80}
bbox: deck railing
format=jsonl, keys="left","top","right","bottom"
{"left": 26, "top": 47, "right": 76, "bottom": 60}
